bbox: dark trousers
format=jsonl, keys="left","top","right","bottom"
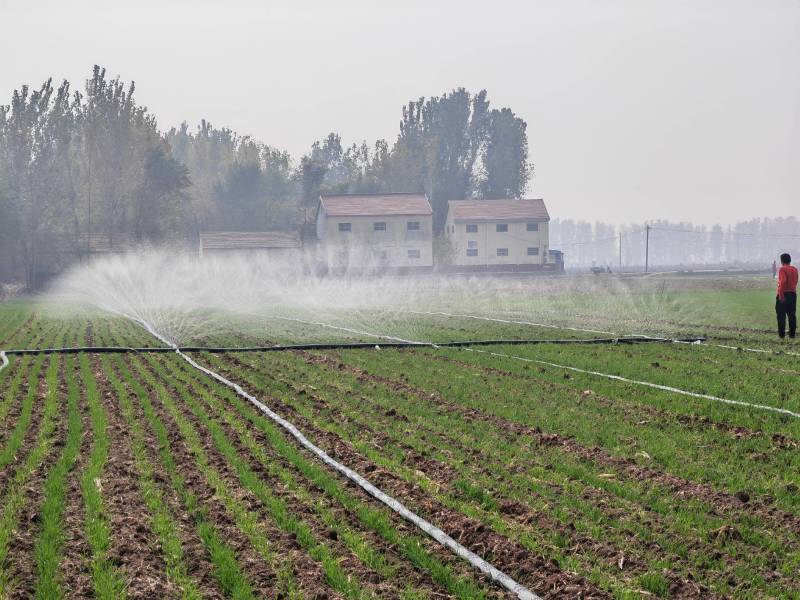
{"left": 776, "top": 292, "right": 797, "bottom": 338}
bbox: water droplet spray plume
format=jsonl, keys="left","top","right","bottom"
{"left": 42, "top": 248, "right": 708, "bottom": 345}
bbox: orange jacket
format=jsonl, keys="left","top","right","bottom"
{"left": 777, "top": 264, "right": 798, "bottom": 301}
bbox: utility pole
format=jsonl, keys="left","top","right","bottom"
{"left": 619, "top": 232, "right": 622, "bottom": 269}
{"left": 644, "top": 224, "right": 650, "bottom": 273}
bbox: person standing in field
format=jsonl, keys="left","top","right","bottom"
{"left": 776, "top": 253, "right": 798, "bottom": 339}
{"left": 772, "top": 260, "right": 778, "bottom": 279}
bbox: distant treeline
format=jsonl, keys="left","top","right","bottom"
{"left": 0, "top": 66, "right": 530, "bottom": 288}
{"left": 551, "top": 218, "right": 800, "bottom": 269}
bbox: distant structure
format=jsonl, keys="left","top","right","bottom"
{"left": 316, "top": 193, "right": 433, "bottom": 271}
{"left": 42, "top": 232, "right": 135, "bottom": 261}
{"left": 199, "top": 231, "right": 302, "bottom": 259}
{"left": 444, "top": 199, "right": 561, "bottom": 272}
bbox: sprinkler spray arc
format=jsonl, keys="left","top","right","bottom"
{"left": 130, "top": 315, "right": 542, "bottom": 600}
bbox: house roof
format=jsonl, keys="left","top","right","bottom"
{"left": 448, "top": 198, "right": 549, "bottom": 222}
{"left": 199, "top": 231, "right": 302, "bottom": 250}
{"left": 319, "top": 193, "right": 432, "bottom": 217}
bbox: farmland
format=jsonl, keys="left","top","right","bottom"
{"left": 0, "top": 273, "right": 799, "bottom": 598}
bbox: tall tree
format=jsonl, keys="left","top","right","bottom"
{"left": 132, "top": 145, "right": 190, "bottom": 241}
{"left": 392, "top": 88, "right": 491, "bottom": 231}
{"left": 480, "top": 107, "right": 530, "bottom": 199}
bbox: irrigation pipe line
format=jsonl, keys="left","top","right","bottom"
{"left": 459, "top": 346, "right": 800, "bottom": 420}
{"left": 0, "top": 337, "right": 707, "bottom": 357}
{"left": 253, "top": 314, "right": 800, "bottom": 422}
{"left": 128, "top": 318, "right": 541, "bottom": 600}
{"left": 424, "top": 309, "right": 800, "bottom": 359}
{"left": 673, "top": 339, "right": 800, "bottom": 358}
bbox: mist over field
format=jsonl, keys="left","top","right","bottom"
{"left": 1, "top": 1, "right": 798, "bottom": 290}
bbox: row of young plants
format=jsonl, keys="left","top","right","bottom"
{"left": 91, "top": 314, "right": 493, "bottom": 599}
{"left": 423, "top": 345, "right": 800, "bottom": 509}
{"left": 2, "top": 317, "right": 129, "bottom": 598}
{"left": 144, "top": 352, "right": 512, "bottom": 599}
{"left": 95, "top": 319, "right": 268, "bottom": 598}
{"left": 215, "top": 349, "right": 800, "bottom": 597}
{"left": 206, "top": 350, "right": 650, "bottom": 596}
{"left": 487, "top": 340, "right": 800, "bottom": 418}
{"left": 340, "top": 343, "right": 800, "bottom": 514}
{"left": 0, "top": 302, "right": 31, "bottom": 345}
{"left": 0, "top": 320, "right": 77, "bottom": 595}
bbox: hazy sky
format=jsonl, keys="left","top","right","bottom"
{"left": 1, "top": 0, "right": 797, "bottom": 224}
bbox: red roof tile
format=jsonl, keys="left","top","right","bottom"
{"left": 448, "top": 199, "right": 549, "bottom": 222}
{"left": 320, "top": 193, "right": 432, "bottom": 217}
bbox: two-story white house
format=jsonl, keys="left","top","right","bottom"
{"left": 444, "top": 198, "right": 551, "bottom": 269}
{"left": 316, "top": 193, "right": 433, "bottom": 270}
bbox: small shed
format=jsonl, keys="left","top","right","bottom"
{"left": 199, "top": 231, "right": 302, "bottom": 259}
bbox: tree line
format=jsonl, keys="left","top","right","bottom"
{"left": 0, "top": 66, "right": 530, "bottom": 288}
{"left": 551, "top": 217, "right": 800, "bottom": 269}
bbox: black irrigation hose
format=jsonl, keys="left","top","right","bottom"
{"left": 2, "top": 336, "right": 706, "bottom": 356}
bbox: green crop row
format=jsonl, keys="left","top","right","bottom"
{"left": 218, "top": 349, "right": 800, "bottom": 597}
{"left": 0, "top": 354, "right": 61, "bottom": 594}
{"left": 154, "top": 352, "right": 500, "bottom": 599}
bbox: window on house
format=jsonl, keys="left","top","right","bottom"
{"left": 373, "top": 222, "right": 386, "bottom": 231}
{"left": 338, "top": 222, "right": 351, "bottom": 232}
{"left": 497, "top": 248, "right": 509, "bottom": 256}
{"left": 527, "top": 247, "right": 539, "bottom": 256}
{"left": 496, "top": 224, "right": 508, "bottom": 232}
{"left": 407, "top": 221, "right": 420, "bottom": 231}
{"left": 407, "top": 249, "right": 420, "bottom": 259}
{"left": 467, "top": 241, "right": 478, "bottom": 249}
{"left": 466, "top": 224, "right": 478, "bottom": 233}
{"left": 466, "top": 249, "right": 478, "bottom": 257}
{"left": 527, "top": 223, "right": 539, "bottom": 232}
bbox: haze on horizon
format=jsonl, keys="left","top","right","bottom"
{"left": 1, "top": 0, "right": 797, "bottom": 225}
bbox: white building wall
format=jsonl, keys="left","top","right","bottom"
{"left": 318, "top": 211, "right": 433, "bottom": 268}
{"left": 445, "top": 217, "right": 549, "bottom": 267}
